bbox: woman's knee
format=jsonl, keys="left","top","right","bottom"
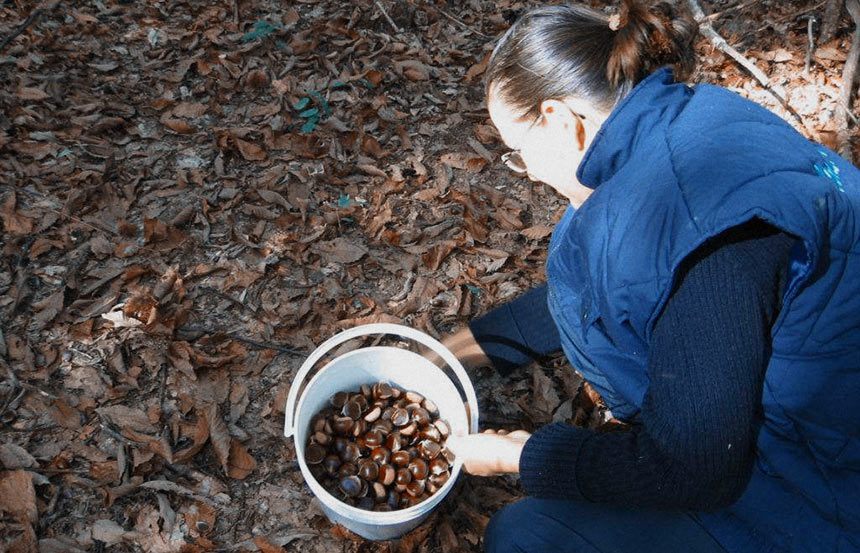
{"left": 484, "top": 499, "right": 529, "bottom": 553}
{"left": 484, "top": 498, "right": 590, "bottom": 553}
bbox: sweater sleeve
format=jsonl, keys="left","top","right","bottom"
{"left": 519, "top": 222, "right": 794, "bottom": 511}
{"left": 468, "top": 284, "right": 562, "bottom": 375}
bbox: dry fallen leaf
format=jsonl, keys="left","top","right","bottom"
{"left": 16, "top": 86, "right": 50, "bottom": 100}
{"left": 0, "top": 470, "right": 38, "bottom": 523}
{"left": 310, "top": 237, "right": 369, "bottom": 264}
{"left": 235, "top": 137, "right": 268, "bottom": 161}
{"left": 522, "top": 225, "right": 554, "bottom": 240}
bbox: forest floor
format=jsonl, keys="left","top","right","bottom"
{"left": 1, "top": 0, "right": 857, "bottom": 552}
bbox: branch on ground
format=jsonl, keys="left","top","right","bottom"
{"left": 837, "top": 0, "right": 860, "bottom": 162}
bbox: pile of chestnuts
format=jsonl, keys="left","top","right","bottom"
{"left": 304, "top": 381, "right": 455, "bottom": 511}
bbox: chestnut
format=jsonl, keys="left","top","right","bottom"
{"left": 339, "top": 475, "right": 363, "bottom": 498}
{"left": 305, "top": 443, "right": 326, "bottom": 465}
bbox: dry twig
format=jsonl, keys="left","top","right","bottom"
{"left": 805, "top": 16, "right": 817, "bottom": 74}
{"left": 438, "top": 7, "right": 490, "bottom": 38}
{"left": 705, "top": 0, "right": 760, "bottom": 21}
{"left": 686, "top": 0, "right": 772, "bottom": 90}
{"left": 686, "top": 0, "right": 817, "bottom": 136}
{"left": 374, "top": 0, "right": 401, "bottom": 34}
{"left": 0, "top": 0, "right": 59, "bottom": 52}
{"left": 837, "top": 0, "right": 860, "bottom": 162}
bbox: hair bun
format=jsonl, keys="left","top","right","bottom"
{"left": 607, "top": 0, "right": 697, "bottom": 87}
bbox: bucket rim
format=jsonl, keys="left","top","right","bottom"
{"left": 291, "top": 346, "right": 469, "bottom": 525}
{"left": 284, "top": 323, "right": 479, "bottom": 438}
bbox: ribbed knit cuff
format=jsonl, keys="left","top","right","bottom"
{"left": 519, "top": 422, "right": 590, "bottom": 500}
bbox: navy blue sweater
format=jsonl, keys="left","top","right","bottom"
{"left": 470, "top": 221, "right": 794, "bottom": 509}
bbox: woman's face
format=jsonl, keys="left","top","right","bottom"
{"left": 487, "top": 88, "right": 599, "bottom": 207}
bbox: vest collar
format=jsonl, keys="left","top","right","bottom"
{"left": 577, "top": 67, "right": 692, "bottom": 189}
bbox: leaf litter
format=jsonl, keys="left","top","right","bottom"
{"left": 0, "top": 0, "right": 856, "bottom": 552}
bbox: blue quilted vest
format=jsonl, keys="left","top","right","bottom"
{"left": 546, "top": 69, "right": 860, "bottom": 552}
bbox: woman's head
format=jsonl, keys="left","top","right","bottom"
{"left": 484, "top": 1, "right": 697, "bottom": 205}
{"left": 486, "top": 1, "right": 698, "bottom": 117}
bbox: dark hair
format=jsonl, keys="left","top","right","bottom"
{"left": 486, "top": 0, "right": 697, "bottom": 118}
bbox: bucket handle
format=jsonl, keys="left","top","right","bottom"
{"left": 284, "top": 323, "right": 479, "bottom": 438}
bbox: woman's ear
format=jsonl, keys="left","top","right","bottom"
{"left": 539, "top": 99, "right": 576, "bottom": 130}
{"left": 540, "top": 98, "right": 589, "bottom": 150}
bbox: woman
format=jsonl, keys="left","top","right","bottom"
{"left": 443, "top": 2, "right": 860, "bottom": 552}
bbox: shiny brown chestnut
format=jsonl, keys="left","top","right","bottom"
{"left": 358, "top": 459, "right": 378, "bottom": 481}
{"left": 378, "top": 464, "right": 396, "bottom": 486}
{"left": 370, "top": 446, "right": 391, "bottom": 465}
{"left": 305, "top": 443, "right": 326, "bottom": 465}
{"left": 408, "top": 458, "right": 428, "bottom": 480}
{"left": 391, "top": 450, "right": 411, "bottom": 467}
{"left": 339, "top": 475, "right": 363, "bottom": 498}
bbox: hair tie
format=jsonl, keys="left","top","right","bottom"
{"left": 608, "top": 13, "right": 622, "bottom": 31}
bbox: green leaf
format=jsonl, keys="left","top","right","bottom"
{"left": 309, "top": 90, "right": 331, "bottom": 116}
{"left": 242, "top": 21, "right": 280, "bottom": 42}
{"left": 299, "top": 107, "right": 319, "bottom": 119}
{"left": 337, "top": 194, "right": 352, "bottom": 208}
{"left": 331, "top": 80, "right": 347, "bottom": 89}
{"left": 467, "top": 285, "right": 482, "bottom": 295}
{"left": 294, "top": 97, "right": 310, "bottom": 110}
{"left": 359, "top": 78, "right": 374, "bottom": 89}
{"left": 300, "top": 115, "right": 319, "bottom": 133}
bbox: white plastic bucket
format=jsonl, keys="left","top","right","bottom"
{"left": 284, "top": 323, "right": 480, "bottom": 541}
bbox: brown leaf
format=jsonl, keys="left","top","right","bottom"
{"left": 245, "top": 69, "right": 269, "bottom": 89}
{"left": 205, "top": 404, "right": 231, "bottom": 474}
{"left": 473, "top": 123, "right": 499, "bottom": 144}
{"left": 394, "top": 276, "right": 443, "bottom": 317}
{"left": 172, "top": 102, "right": 208, "bottom": 118}
{"left": 361, "top": 134, "right": 385, "bottom": 158}
{"left": 421, "top": 240, "right": 458, "bottom": 271}
{"left": 815, "top": 46, "right": 847, "bottom": 62}
{"left": 0, "top": 470, "right": 38, "bottom": 524}
{"left": 98, "top": 405, "right": 158, "bottom": 433}
{"left": 253, "top": 536, "right": 284, "bottom": 553}
{"left": 396, "top": 519, "right": 433, "bottom": 553}
{"left": 235, "top": 137, "right": 268, "bottom": 161}
{"left": 124, "top": 293, "right": 158, "bottom": 325}
{"left": 522, "top": 225, "right": 554, "bottom": 240}
{"left": 227, "top": 438, "right": 256, "bottom": 479}
{"left": 1, "top": 192, "right": 35, "bottom": 234}
{"left": 257, "top": 189, "right": 293, "bottom": 209}
{"left": 532, "top": 367, "right": 561, "bottom": 422}
{"left": 330, "top": 525, "right": 363, "bottom": 542}
{"left": 440, "top": 152, "right": 487, "bottom": 172}
{"left": 174, "top": 410, "right": 210, "bottom": 463}
{"left": 465, "top": 51, "right": 491, "bottom": 83}
{"left": 395, "top": 59, "right": 431, "bottom": 81}
{"left": 32, "top": 290, "right": 64, "bottom": 327}
{"left": 92, "top": 519, "right": 128, "bottom": 546}
{"left": 437, "top": 519, "right": 461, "bottom": 552}
{"left": 124, "top": 428, "right": 175, "bottom": 463}
{"left": 310, "top": 237, "right": 368, "bottom": 264}
{"left": 10, "top": 141, "right": 53, "bottom": 160}
{"left": 0, "top": 444, "right": 38, "bottom": 469}
{"left": 167, "top": 341, "right": 196, "bottom": 379}
{"left": 16, "top": 87, "right": 50, "bottom": 100}
{"left": 185, "top": 502, "right": 217, "bottom": 538}
{"left": 365, "top": 69, "right": 385, "bottom": 87}
{"left": 492, "top": 205, "right": 525, "bottom": 230}
{"left": 242, "top": 204, "right": 279, "bottom": 220}
{"left": 163, "top": 118, "right": 195, "bottom": 134}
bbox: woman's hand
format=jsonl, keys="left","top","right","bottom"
{"left": 445, "top": 429, "right": 531, "bottom": 476}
